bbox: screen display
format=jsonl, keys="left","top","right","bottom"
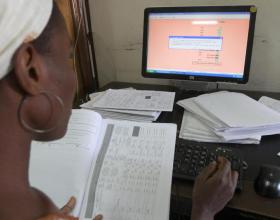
{"left": 142, "top": 6, "right": 257, "bottom": 83}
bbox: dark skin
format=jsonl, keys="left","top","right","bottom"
{"left": 0, "top": 6, "right": 76, "bottom": 220}
{"left": 38, "top": 197, "right": 102, "bottom": 220}
{"left": 0, "top": 3, "right": 237, "bottom": 220}
{"left": 192, "top": 157, "right": 238, "bottom": 220}
{"left": 0, "top": 4, "right": 102, "bottom": 219}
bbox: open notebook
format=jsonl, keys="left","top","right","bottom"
{"left": 29, "top": 109, "right": 177, "bottom": 220}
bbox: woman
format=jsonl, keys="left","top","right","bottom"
{"left": 0, "top": 0, "right": 238, "bottom": 219}
{"left": 0, "top": 0, "right": 89, "bottom": 219}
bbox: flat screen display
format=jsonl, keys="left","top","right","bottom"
{"left": 142, "top": 6, "right": 257, "bottom": 83}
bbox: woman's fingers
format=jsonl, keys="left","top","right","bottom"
{"left": 61, "top": 197, "right": 76, "bottom": 214}
{"left": 37, "top": 213, "right": 78, "bottom": 220}
{"left": 37, "top": 197, "right": 103, "bottom": 220}
{"left": 60, "top": 197, "right": 103, "bottom": 220}
{"left": 93, "top": 214, "right": 103, "bottom": 220}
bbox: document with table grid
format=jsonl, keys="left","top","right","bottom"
{"left": 80, "top": 118, "right": 177, "bottom": 220}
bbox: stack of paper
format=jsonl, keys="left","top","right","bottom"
{"left": 177, "top": 91, "right": 280, "bottom": 144}
{"left": 81, "top": 89, "right": 175, "bottom": 122}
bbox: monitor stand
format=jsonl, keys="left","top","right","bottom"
{"left": 171, "top": 80, "right": 221, "bottom": 97}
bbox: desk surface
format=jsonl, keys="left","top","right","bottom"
{"left": 101, "top": 81, "right": 280, "bottom": 219}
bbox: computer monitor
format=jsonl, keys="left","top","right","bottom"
{"left": 142, "top": 6, "right": 257, "bottom": 84}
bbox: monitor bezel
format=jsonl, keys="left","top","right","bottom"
{"left": 142, "top": 5, "right": 257, "bottom": 84}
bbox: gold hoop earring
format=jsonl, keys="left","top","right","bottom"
{"left": 18, "top": 91, "right": 65, "bottom": 134}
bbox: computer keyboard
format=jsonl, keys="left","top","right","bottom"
{"left": 173, "top": 140, "right": 245, "bottom": 191}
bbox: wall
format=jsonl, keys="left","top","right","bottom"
{"left": 89, "top": 0, "right": 280, "bottom": 92}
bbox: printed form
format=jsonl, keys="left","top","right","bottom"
{"left": 90, "top": 89, "right": 175, "bottom": 112}
{"left": 81, "top": 119, "right": 177, "bottom": 220}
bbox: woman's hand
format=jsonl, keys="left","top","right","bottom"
{"left": 37, "top": 197, "right": 102, "bottom": 220}
{"left": 37, "top": 214, "right": 102, "bottom": 220}
{"left": 37, "top": 213, "right": 78, "bottom": 220}
{"left": 191, "top": 157, "right": 238, "bottom": 220}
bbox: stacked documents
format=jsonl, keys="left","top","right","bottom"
{"left": 81, "top": 89, "right": 175, "bottom": 122}
{"left": 177, "top": 91, "right": 280, "bottom": 144}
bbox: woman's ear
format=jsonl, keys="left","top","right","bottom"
{"left": 13, "top": 43, "right": 47, "bottom": 95}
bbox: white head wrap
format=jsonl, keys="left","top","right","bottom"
{"left": 0, "top": 0, "right": 53, "bottom": 80}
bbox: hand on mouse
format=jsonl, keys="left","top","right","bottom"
{"left": 191, "top": 157, "right": 238, "bottom": 220}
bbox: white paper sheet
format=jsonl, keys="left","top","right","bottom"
{"left": 259, "top": 96, "right": 280, "bottom": 113}
{"left": 194, "top": 92, "right": 280, "bottom": 128}
{"left": 80, "top": 120, "right": 177, "bottom": 220}
{"left": 177, "top": 95, "right": 227, "bottom": 130}
{"left": 83, "top": 89, "right": 162, "bottom": 122}
{"left": 215, "top": 125, "right": 280, "bottom": 141}
{"left": 179, "top": 111, "right": 261, "bottom": 144}
{"left": 90, "top": 89, "right": 175, "bottom": 112}
{"left": 88, "top": 109, "right": 160, "bottom": 122}
{"left": 82, "top": 100, "right": 160, "bottom": 117}
{"left": 89, "top": 87, "right": 135, "bottom": 103}
{"left": 177, "top": 92, "right": 280, "bottom": 143}
{"left": 29, "top": 110, "right": 102, "bottom": 216}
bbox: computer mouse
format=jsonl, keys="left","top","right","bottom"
{"left": 254, "top": 164, "right": 280, "bottom": 198}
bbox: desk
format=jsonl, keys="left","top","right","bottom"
{"left": 101, "top": 81, "right": 280, "bottom": 220}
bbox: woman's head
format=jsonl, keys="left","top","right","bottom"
{"left": 0, "top": 0, "right": 76, "bottom": 141}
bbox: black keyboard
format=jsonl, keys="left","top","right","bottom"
{"left": 173, "top": 140, "right": 245, "bottom": 191}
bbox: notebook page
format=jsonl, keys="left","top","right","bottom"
{"left": 80, "top": 120, "right": 177, "bottom": 220}
{"left": 29, "top": 109, "right": 103, "bottom": 216}
{"left": 194, "top": 92, "right": 280, "bottom": 128}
